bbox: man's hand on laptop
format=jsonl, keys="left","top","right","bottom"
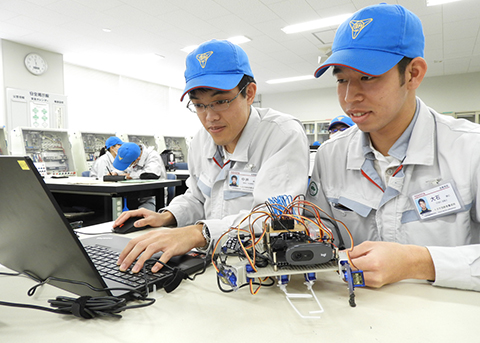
{"left": 116, "top": 224, "right": 205, "bottom": 273}
{"left": 113, "top": 208, "right": 174, "bottom": 229}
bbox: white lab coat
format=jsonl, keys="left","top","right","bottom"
{"left": 307, "top": 97, "right": 480, "bottom": 291}
{"left": 89, "top": 151, "right": 119, "bottom": 178}
{"left": 165, "top": 106, "right": 310, "bottom": 241}
{"left": 127, "top": 145, "right": 166, "bottom": 180}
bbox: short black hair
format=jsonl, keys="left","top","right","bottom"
{"left": 397, "top": 57, "right": 413, "bottom": 86}
{"left": 418, "top": 198, "right": 426, "bottom": 205}
{"left": 189, "top": 74, "right": 256, "bottom": 98}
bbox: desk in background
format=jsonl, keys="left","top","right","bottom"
{"left": 173, "top": 169, "right": 189, "bottom": 196}
{"left": 0, "top": 222, "right": 478, "bottom": 342}
{"left": 45, "top": 177, "right": 181, "bottom": 226}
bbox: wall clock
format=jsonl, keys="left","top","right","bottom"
{"left": 24, "top": 53, "right": 48, "bottom": 75}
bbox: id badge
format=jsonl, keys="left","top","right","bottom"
{"left": 228, "top": 170, "right": 256, "bottom": 192}
{"left": 411, "top": 180, "right": 464, "bottom": 220}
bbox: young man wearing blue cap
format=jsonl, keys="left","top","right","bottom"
{"left": 89, "top": 136, "right": 123, "bottom": 178}
{"left": 113, "top": 142, "right": 166, "bottom": 181}
{"left": 307, "top": 3, "right": 480, "bottom": 291}
{"left": 115, "top": 39, "right": 309, "bottom": 273}
{"left": 328, "top": 115, "right": 355, "bottom": 139}
{"left": 113, "top": 142, "right": 167, "bottom": 211}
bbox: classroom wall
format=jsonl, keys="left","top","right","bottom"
{"left": 261, "top": 71, "right": 480, "bottom": 122}
{"left": 0, "top": 40, "right": 65, "bottom": 128}
{"left": 64, "top": 63, "right": 202, "bottom": 138}
{"left": 2, "top": 37, "right": 479, "bottom": 137}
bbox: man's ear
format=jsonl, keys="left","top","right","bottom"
{"left": 406, "top": 57, "right": 427, "bottom": 91}
{"left": 246, "top": 82, "right": 257, "bottom": 105}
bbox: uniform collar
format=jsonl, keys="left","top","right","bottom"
{"left": 348, "top": 97, "right": 435, "bottom": 169}
{"left": 402, "top": 98, "right": 435, "bottom": 166}
{"left": 204, "top": 105, "right": 258, "bottom": 163}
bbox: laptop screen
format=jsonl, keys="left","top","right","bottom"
{"left": 0, "top": 156, "right": 111, "bottom": 296}
{"left": 0, "top": 156, "right": 207, "bottom": 298}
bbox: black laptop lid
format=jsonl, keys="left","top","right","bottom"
{"left": 0, "top": 156, "right": 109, "bottom": 296}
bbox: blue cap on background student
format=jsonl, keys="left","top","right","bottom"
{"left": 314, "top": 3, "right": 424, "bottom": 78}
{"left": 180, "top": 39, "right": 254, "bottom": 101}
{"left": 328, "top": 115, "right": 355, "bottom": 131}
{"left": 105, "top": 136, "right": 123, "bottom": 149}
{"left": 113, "top": 142, "right": 141, "bottom": 171}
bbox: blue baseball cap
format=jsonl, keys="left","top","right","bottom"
{"left": 328, "top": 115, "right": 355, "bottom": 130}
{"left": 113, "top": 142, "right": 141, "bottom": 171}
{"left": 180, "top": 39, "right": 254, "bottom": 101}
{"left": 314, "top": 3, "right": 424, "bottom": 78}
{"left": 105, "top": 136, "right": 123, "bottom": 149}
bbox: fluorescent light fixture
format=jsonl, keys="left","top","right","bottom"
{"left": 102, "top": 28, "right": 111, "bottom": 32}
{"left": 181, "top": 45, "right": 198, "bottom": 53}
{"left": 282, "top": 13, "right": 352, "bottom": 34}
{"left": 227, "top": 35, "right": 251, "bottom": 45}
{"left": 426, "top": 0, "right": 461, "bottom": 5}
{"left": 181, "top": 36, "right": 251, "bottom": 53}
{"left": 266, "top": 75, "right": 315, "bottom": 84}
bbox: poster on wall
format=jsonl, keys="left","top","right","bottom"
{"left": 5, "top": 88, "right": 68, "bottom": 131}
{"left": 30, "top": 100, "right": 50, "bottom": 128}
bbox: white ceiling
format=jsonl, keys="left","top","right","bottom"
{"left": 1, "top": 0, "right": 479, "bottom": 94}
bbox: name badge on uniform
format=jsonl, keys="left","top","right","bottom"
{"left": 228, "top": 170, "right": 256, "bottom": 192}
{"left": 411, "top": 181, "right": 464, "bottom": 220}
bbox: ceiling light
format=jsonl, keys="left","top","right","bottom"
{"left": 281, "top": 13, "right": 353, "bottom": 34}
{"left": 266, "top": 75, "right": 315, "bottom": 84}
{"left": 227, "top": 35, "right": 251, "bottom": 45}
{"left": 102, "top": 28, "right": 111, "bottom": 33}
{"left": 181, "top": 36, "right": 251, "bottom": 53}
{"left": 426, "top": 0, "right": 461, "bottom": 5}
{"left": 181, "top": 45, "right": 198, "bottom": 53}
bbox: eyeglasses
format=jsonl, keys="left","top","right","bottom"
{"left": 186, "top": 83, "right": 249, "bottom": 114}
{"left": 329, "top": 127, "right": 348, "bottom": 134}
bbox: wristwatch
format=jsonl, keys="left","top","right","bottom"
{"left": 197, "top": 224, "right": 211, "bottom": 250}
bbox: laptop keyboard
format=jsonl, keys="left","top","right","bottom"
{"left": 85, "top": 244, "right": 166, "bottom": 289}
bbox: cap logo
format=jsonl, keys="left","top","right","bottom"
{"left": 196, "top": 51, "right": 213, "bottom": 68}
{"left": 349, "top": 18, "right": 373, "bottom": 39}
{"left": 119, "top": 156, "right": 123, "bottom": 160}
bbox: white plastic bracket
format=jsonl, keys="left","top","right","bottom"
{"left": 278, "top": 280, "right": 324, "bottom": 319}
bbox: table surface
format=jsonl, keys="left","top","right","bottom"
{"left": 44, "top": 176, "right": 181, "bottom": 194}
{"left": 1, "top": 223, "right": 478, "bottom": 343}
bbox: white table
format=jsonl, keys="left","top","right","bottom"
{"left": 0, "top": 223, "right": 478, "bottom": 342}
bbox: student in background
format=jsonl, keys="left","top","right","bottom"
{"left": 328, "top": 115, "right": 355, "bottom": 139}
{"left": 113, "top": 142, "right": 166, "bottom": 180}
{"left": 89, "top": 136, "right": 123, "bottom": 178}
{"left": 307, "top": 3, "right": 480, "bottom": 291}
{"left": 113, "top": 142, "right": 167, "bottom": 211}
{"left": 114, "top": 39, "right": 309, "bottom": 274}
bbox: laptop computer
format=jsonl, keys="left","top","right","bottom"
{"left": 0, "top": 155, "right": 206, "bottom": 299}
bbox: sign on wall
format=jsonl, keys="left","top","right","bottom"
{"left": 6, "top": 88, "right": 67, "bottom": 129}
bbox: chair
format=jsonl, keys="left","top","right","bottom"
{"left": 175, "top": 162, "right": 188, "bottom": 170}
{"left": 166, "top": 173, "right": 177, "bottom": 205}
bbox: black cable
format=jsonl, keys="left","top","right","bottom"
{"left": 188, "top": 250, "right": 211, "bottom": 281}
{"left": 0, "top": 271, "right": 21, "bottom": 276}
{"left": 0, "top": 270, "right": 157, "bottom": 319}
{"left": 318, "top": 214, "right": 346, "bottom": 250}
{"left": 216, "top": 274, "right": 234, "bottom": 293}
{"left": 0, "top": 300, "right": 67, "bottom": 315}
{"left": 216, "top": 274, "right": 275, "bottom": 293}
